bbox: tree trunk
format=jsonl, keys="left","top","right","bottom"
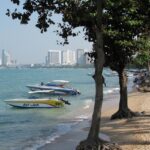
{"left": 86, "top": 0, "right": 104, "bottom": 141}
{"left": 111, "top": 69, "right": 137, "bottom": 119}
{"left": 87, "top": 40, "right": 104, "bottom": 140}
{"left": 76, "top": 0, "right": 106, "bottom": 149}
{"left": 76, "top": 41, "right": 122, "bottom": 150}
{"left": 76, "top": 0, "right": 122, "bottom": 149}
{"left": 118, "top": 70, "right": 128, "bottom": 111}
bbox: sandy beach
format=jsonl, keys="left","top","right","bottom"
{"left": 101, "top": 92, "right": 150, "bottom": 150}
{"left": 39, "top": 91, "right": 150, "bottom": 150}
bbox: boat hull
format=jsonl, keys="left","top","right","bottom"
{"left": 46, "top": 80, "right": 69, "bottom": 87}
{"left": 4, "top": 99, "right": 64, "bottom": 108}
{"left": 28, "top": 90, "right": 67, "bottom": 95}
{"left": 26, "top": 85, "right": 80, "bottom": 95}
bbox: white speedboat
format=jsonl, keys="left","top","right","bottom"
{"left": 87, "top": 73, "right": 93, "bottom": 76}
{"left": 28, "top": 90, "right": 54, "bottom": 94}
{"left": 47, "top": 80, "right": 69, "bottom": 85}
{"left": 28, "top": 89, "right": 67, "bottom": 95}
{"left": 104, "top": 71, "right": 118, "bottom": 77}
{"left": 4, "top": 98, "right": 66, "bottom": 108}
{"left": 26, "top": 85, "right": 80, "bottom": 95}
{"left": 44, "top": 80, "right": 69, "bottom": 87}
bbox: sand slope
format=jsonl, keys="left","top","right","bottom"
{"left": 101, "top": 92, "right": 150, "bottom": 150}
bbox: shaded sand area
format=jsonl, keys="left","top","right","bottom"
{"left": 39, "top": 92, "right": 150, "bottom": 150}
{"left": 102, "top": 92, "right": 150, "bottom": 150}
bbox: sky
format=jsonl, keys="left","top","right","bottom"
{"left": 0, "top": 1, "right": 92, "bottom": 64}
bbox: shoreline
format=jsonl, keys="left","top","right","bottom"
{"left": 38, "top": 91, "right": 150, "bottom": 150}
{"left": 38, "top": 92, "right": 119, "bottom": 150}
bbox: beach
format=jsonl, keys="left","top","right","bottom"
{"left": 39, "top": 91, "right": 150, "bottom": 150}
{"left": 102, "top": 91, "right": 150, "bottom": 150}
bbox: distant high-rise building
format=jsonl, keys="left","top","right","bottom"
{"left": 45, "top": 56, "right": 48, "bottom": 66}
{"left": 76, "top": 49, "right": 86, "bottom": 66}
{"left": 1, "top": 49, "right": 11, "bottom": 66}
{"left": 62, "top": 50, "right": 76, "bottom": 65}
{"left": 47, "top": 50, "right": 61, "bottom": 65}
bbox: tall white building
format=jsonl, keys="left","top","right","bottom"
{"left": 1, "top": 49, "right": 12, "bottom": 66}
{"left": 76, "top": 49, "right": 86, "bottom": 66}
{"left": 45, "top": 56, "right": 48, "bottom": 65}
{"left": 62, "top": 50, "right": 76, "bottom": 65}
{"left": 47, "top": 50, "right": 61, "bottom": 65}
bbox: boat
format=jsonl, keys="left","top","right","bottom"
{"left": 127, "top": 72, "right": 134, "bottom": 78}
{"left": 104, "top": 71, "right": 118, "bottom": 77}
{"left": 28, "top": 90, "right": 54, "bottom": 94}
{"left": 44, "top": 80, "right": 69, "bottom": 87}
{"left": 4, "top": 98, "right": 70, "bottom": 108}
{"left": 28, "top": 89, "right": 67, "bottom": 95}
{"left": 26, "top": 85, "right": 80, "bottom": 95}
{"left": 87, "top": 73, "right": 93, "bottom": 76}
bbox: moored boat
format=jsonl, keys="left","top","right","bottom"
{"left": 28, "top": 90, "right": 54, "bottom": 94}
{"left": 28, "top": 89, "right": 67, "bottom": 95}
{"left": 26, "top": 85, "right": 80, "bottom": 95}
{"left": 45, "top": 80, "right": 69, "bottom": 87}
{"left": 4, "top": 98, "right": 66, "bottom": 108}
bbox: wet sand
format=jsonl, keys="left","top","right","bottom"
{"left": 39, "top": 92, "right": 150, "bottom": 150}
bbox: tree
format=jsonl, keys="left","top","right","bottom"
{"left": 7, "top": 0, "right": 120, "bottom": 149}
{"left": 103, "top": 0, "right": 150, "bottom": 119}
{"left": 7, "top": 0, "right": 149, "bottom": 147}
{"left": 134, "top": 37, "right": 150, "bottom": 73}
{"left": 132, "top": 0, "right": 150, "bottom": 73}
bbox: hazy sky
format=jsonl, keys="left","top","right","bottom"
{"left": 0, "top": 1, "right": 92, "bottom": 64}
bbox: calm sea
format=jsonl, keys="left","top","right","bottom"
{"left": 0, "top": 68, "right": 134, "bottom": 150}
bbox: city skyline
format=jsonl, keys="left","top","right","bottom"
{"left": 45, "top": 49, "right": 90, "bottom": 66}
{"left": 1, "top": 48, "right": 91, "bottom": 66}
{"left": 0, "top": 1, "right": 92, "bottom": 64}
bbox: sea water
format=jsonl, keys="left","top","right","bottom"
{"left": 0, "top": 68, "right": 134, "bottom": 150}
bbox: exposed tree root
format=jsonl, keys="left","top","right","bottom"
{"left": 76, "top": 138, "right": 122, "bottom": 150}
{"left": 111, "top": 109, "right": 145, "bottom": 120}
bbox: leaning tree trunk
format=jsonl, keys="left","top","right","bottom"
{"left": 76, "top": 1, "right": 105, "bottom": 149}
{"left": 76, "top": 1, "right": 121, "bottom": 150}
{"left": 85, "top": 0, "right": 104, "bottom": 142}
{"left": 87, "top": 34, "right": 104, "bottom": 141}
{"left": 111, "top": 69, "right": 137, "bottom": 120}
